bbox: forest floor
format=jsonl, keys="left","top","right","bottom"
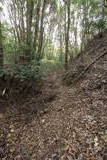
{"left": 0, "top": 69, "right": 107, "bottom": 160}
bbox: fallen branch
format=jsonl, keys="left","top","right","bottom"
{"left": 73, "top": 51, "right": 107, "bottom": 83}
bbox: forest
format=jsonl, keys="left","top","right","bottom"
{"left": 0, "top": 0, "right": 107, "bottom": 160}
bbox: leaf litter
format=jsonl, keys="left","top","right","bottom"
{"left": 0, "top": 31, "right": 107, "bottom": 160}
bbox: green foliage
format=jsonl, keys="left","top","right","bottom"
{"left": 0, "top": 61, "right": 42, "bottom": 81}
{"left": 95, "top": 19, "right": 106, "bottom": 30}
{"left": 0, "top": 59, "right": 63, "bottom": 81}
{"left": 40, "top": 59, "right": 63, "bottom": 75}
{"left": 1, "top": 0, "right": 107, "bottom": 76}
{"left": 16, "top": 43, "right": 34, "bottom": 57}
{"left": 14, "top": 63, "right": 41, "bottom": 80}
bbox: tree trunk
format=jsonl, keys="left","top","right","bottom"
{"left": 26, "top": 0, "right": 34, "bottom": 61}
{"left": 33, "top": 0, "right": 41, "bottom": 52}
{"left": 0, "top": 20, "right": 3, "bottom": 67}
{"left": 37, "top": 0, "right": 46, "bottom": 61}
{"left": 65, "top": 0, "right": 70, "bottom": 70}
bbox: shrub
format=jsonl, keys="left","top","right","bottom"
{"left": 0, "top": 60, "right": 42, "bottom": 81}
{"left": 40, "top": 59, "right": 63, "bottom": 76}
{"left": 95, "top": 19, "right": 106, "bottom": 32}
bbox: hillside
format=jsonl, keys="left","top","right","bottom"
{"left": 0, "top": 32, "right": 107, "bottom": 160}
{"left": 63, "top": 30, "right": 107, "bottom": 87}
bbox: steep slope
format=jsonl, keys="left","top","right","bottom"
{"left": 63, "top": 30, "right": 107, "bottom": 89}
{"left": 0, "top": 32, "right": 107, "bottom": 160}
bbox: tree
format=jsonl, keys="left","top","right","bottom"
{"left": 2, "top": 0, "right": 107, "bottom": 68}
{"left": 0, "top": 5, "right": 3, "bottom": 67}
{"left": 64, "top": 0, "right": 70, "bottom": 70}
{"left": 37, "top": 0, "right": 46, "bottom": 61}
{"left": 26, "top": 0, "right": 34, "bottom": 60}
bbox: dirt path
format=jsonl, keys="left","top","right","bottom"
{"left": 0, "top": 72, "right": 107, "bottom": 160}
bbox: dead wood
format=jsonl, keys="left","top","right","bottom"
{"left": 72, "top": 51, "right": 107, "bottom": 83}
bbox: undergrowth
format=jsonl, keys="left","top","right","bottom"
{"left": 0, "top": 59, "right": 63, "bottom": 82}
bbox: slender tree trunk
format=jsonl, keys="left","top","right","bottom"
{"left": 81, "top": 2, "right": 87, "bottom": 52}
{"left": 58, "top": 5, "right": 63, "bottom": 63}
{"left": 33, "top": 0, "right": 41, "bottom": 52}
{"left": 65, "top": 0, "right": 70, "bottom": 70}
{"left": 26, "top": 0, "right": 34, "bottom": 61}
{"left": 74, "top": 16, "right": 78, "bottom": 47}
{"left": 37, "top": 0, "right": 46, "bottom": 61}
{"left": 102, "top": 0, "right": 106, "bottom": 19}
{"left": 12, "top": 1, "right": 21, "bottom": 44}
{"left": 20, "top": 1, "right": 26, "bottom": 43}
{"left": 0, "top": 20, "right": 3, "bottom": 67}
{"left": 59, "top": 32, "right": 63, "bottom": 62}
